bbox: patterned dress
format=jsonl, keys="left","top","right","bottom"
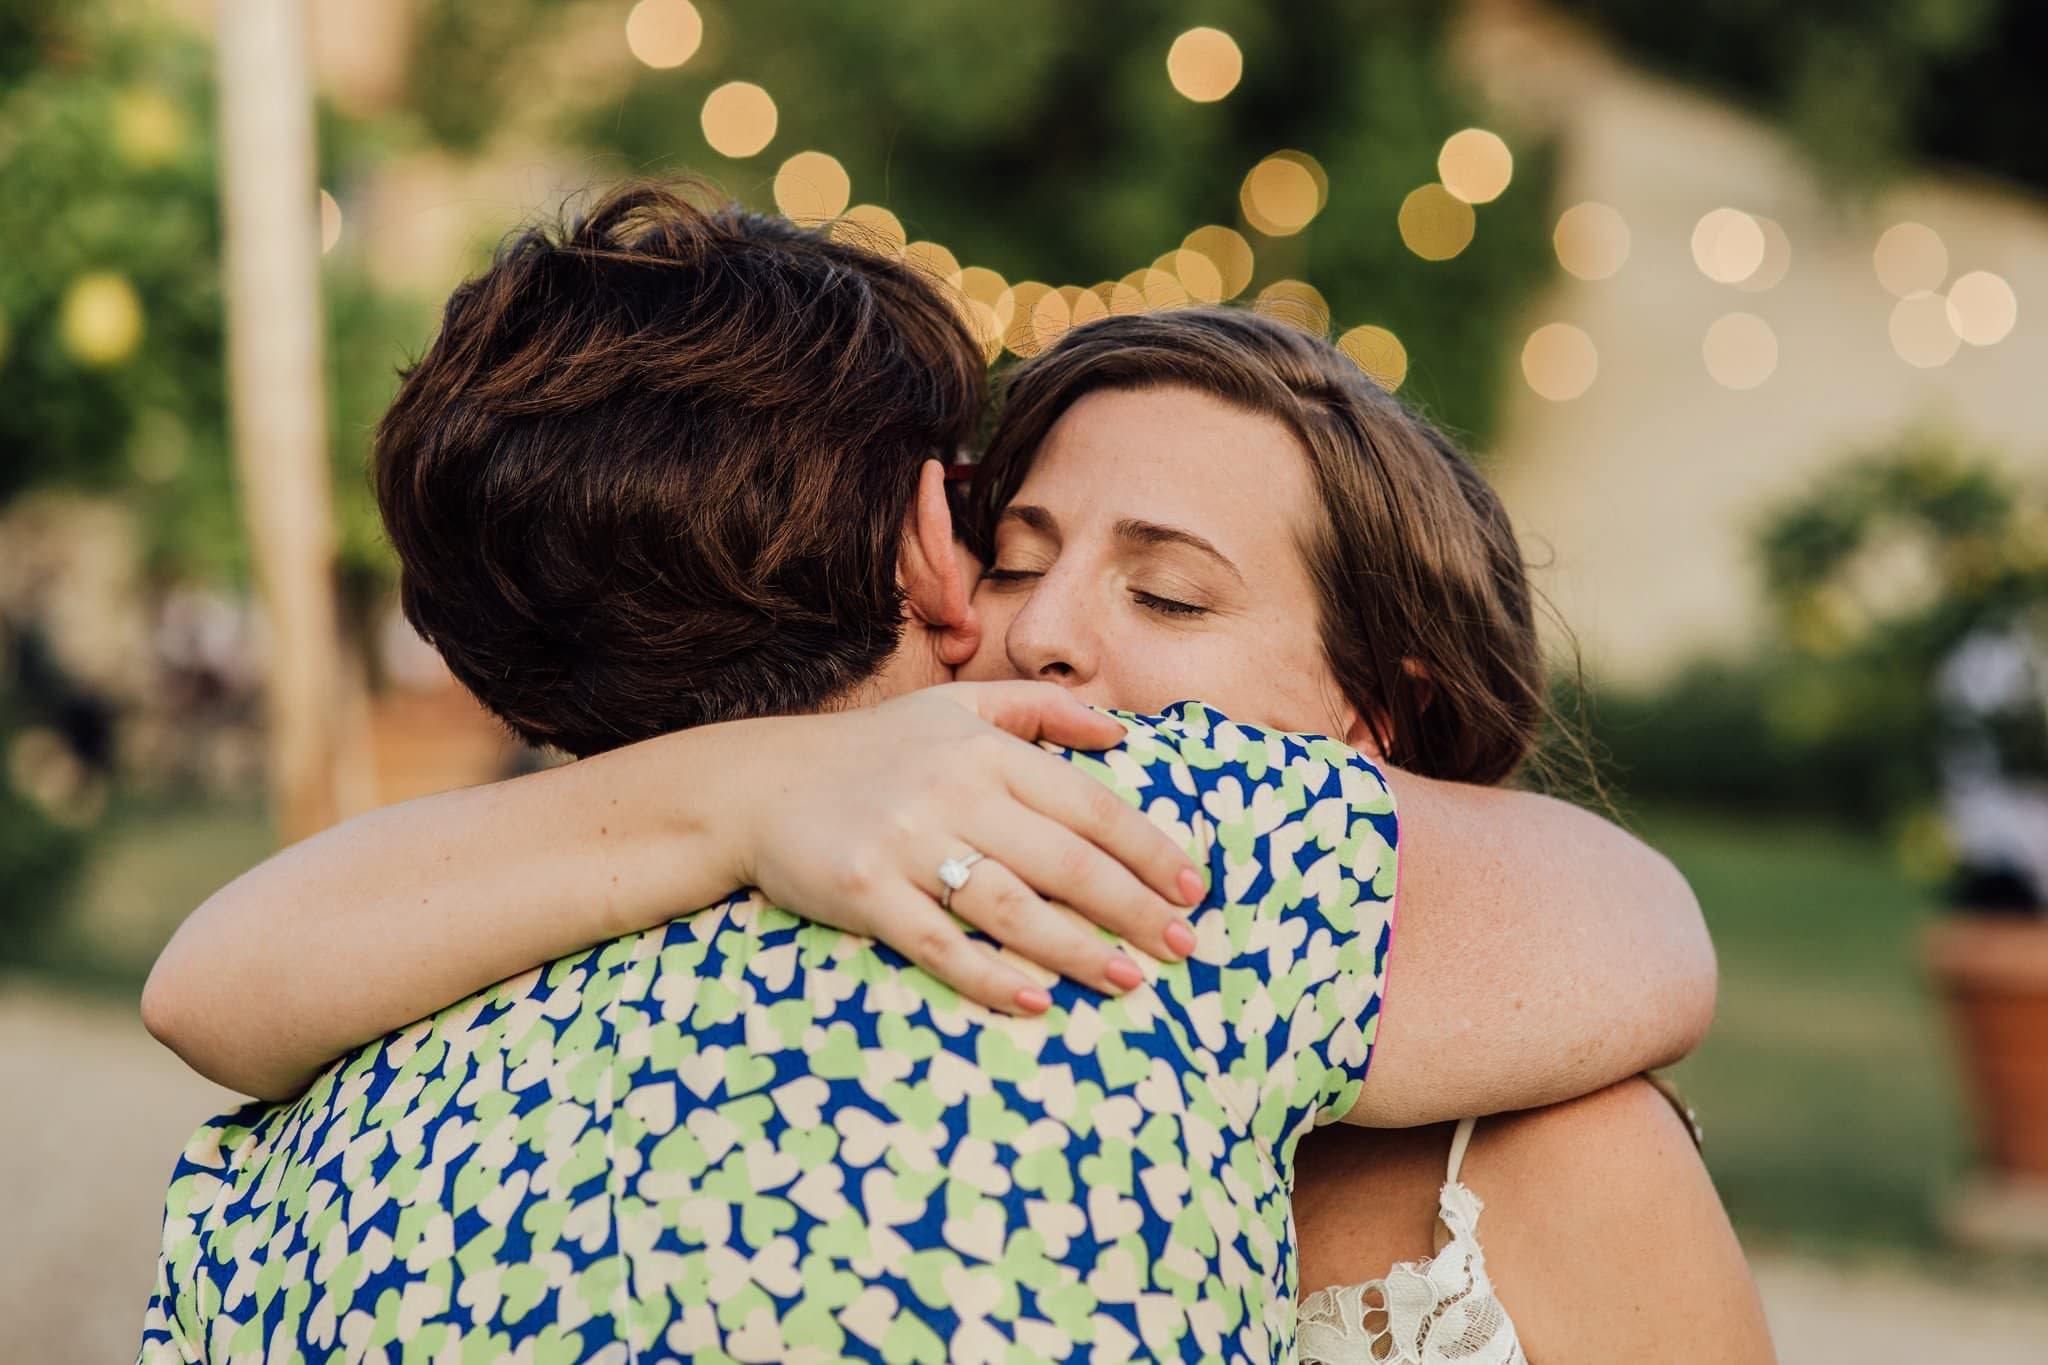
{"left": 140, "top": 703, "right": 1399, "bottom": 1364}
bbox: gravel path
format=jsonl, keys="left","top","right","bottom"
{"left": 4, "top": 977, "right": 2044, "bottom": 1362}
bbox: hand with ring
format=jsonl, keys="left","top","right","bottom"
{"left": 732, "top": 681, "right": 1206, "bottom": 1014}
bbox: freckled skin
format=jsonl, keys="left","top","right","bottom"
{"left": 960, "top": 387, "right": 1368, "bottom": 749}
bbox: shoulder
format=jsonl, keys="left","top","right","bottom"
{"left": 1109, "top": 701, "right": 1399, "bottom": 885}
{"left": 1060, "top": 701, "right": 1394, "bottom": 816}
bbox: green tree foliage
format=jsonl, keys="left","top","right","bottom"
{"left": 1592, "top": 436, "right": 2047, "bottom": 829}
{"left": 1553, "top": 0, "right": 2044, "bottom": 193}
{"left": 410, "top": 0, "right": 1557, "bottom": 438}
{"left": 0, "top": 0, "right": 414, "bottom": 581}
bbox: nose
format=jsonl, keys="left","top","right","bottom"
{"left": 1003, "top": 570, "right": 1097, "bottom": 689}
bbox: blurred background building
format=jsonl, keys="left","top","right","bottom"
{"left": 1, "top": 0, "right": 2044, "bottom": 1359}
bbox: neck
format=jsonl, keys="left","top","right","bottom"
{"left": 835, "top": 623, "right": 954, "bottom": 710}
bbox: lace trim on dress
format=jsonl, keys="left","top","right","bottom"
{"left": 1296, "top": 1117, "right": 1527, "bottom": 1364}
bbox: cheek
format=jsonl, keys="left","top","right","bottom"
{"left": 1168, "top": 620, "right": 1342, "bottom": 732}
{"left": 1089, "top": 631, "right": 1241, "bottom": 716}
{"left": 958, "top": 584, "right": 1023, "bottom": 681}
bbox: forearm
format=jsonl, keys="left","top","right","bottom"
{"left": 141, "top": 719, "right": 777, "bottom": 1100}
{"left": 1347, "top": 776, "right": 1716, "bottom": 1126}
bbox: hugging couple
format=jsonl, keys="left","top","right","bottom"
{"left": 139, "top": 185, "right": 1773, "bottom": 1363}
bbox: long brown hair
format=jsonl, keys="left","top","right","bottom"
{"left": 968, "top": 307, "right": 1548, "bottom": 786}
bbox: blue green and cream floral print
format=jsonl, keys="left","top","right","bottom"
{"left": 140, "top": 702, "right": 1399, "bottom": 1364}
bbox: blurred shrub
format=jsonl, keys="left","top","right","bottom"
{"left": 1555, "top": 0, "right": 2045, "bottom": 192}
{"left": 410, "top": 0, "right": 1555, "bottom": 440}
{"left": 1578, "top": 651, "right": 1932, "bottom": 824}
{"left": 0, "top": 650, "right": 89, "bottom": 955}
{"left": 1588, "top": 434, "right": 2047, "bottom": 829}
{"left": 0, "top": 0, "right": 413, "bottom": 584}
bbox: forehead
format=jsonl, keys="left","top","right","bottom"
{"left": 1013, "top": 386, "right": 1316, "bottom": 547}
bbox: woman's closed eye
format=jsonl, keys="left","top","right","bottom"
{"left": 980, "top": 565, "right": 1042, "bottom": 587}
{"left": 1132, "top": 588, "right": 1209, "bottom": 618}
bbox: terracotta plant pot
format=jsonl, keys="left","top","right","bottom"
{"left": 1926, "top": 916, "right": 2048, "bottom": 1179}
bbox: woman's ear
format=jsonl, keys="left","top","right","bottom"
{"left": 899, "top": 460, "right": 981, "bottom": 665}
{"left": 1346, "top": 660, "right": 1431, "bottom": 758}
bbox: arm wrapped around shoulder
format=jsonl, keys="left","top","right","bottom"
{"left": 1339, "top": 774, "right": 1716, "bottom": 1128}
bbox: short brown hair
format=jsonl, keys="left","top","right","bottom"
{"left": 375, "top": 183, "right": 983, "bottom": 756}
{"left": 969, "top": 308, "right": 1545, "bottom": 785}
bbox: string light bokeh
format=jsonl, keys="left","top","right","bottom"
{"left": 699, "top": 81, "right": 777, "bottom": 158}
{"left": 625, "top": 0, "right": 702, "bottom": 69}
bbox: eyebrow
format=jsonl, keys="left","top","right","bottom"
{"left": 999, "top": 504, "right": 1059, "bottom": 538}
{"left": 1114, "top": 518, "right": 1246, "bottom": 584}
{"left": 999, "top": 504, "right": 1245, "bottom": 584}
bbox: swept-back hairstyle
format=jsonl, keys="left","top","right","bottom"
{"left": 375, "top": 183, "right": 984, "bottom": 755}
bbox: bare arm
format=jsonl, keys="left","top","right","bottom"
{"left": 1476, "top": 1080, "right": 1775, "bottom": 1363}
{"left": 1299, "top": 1081, "right": 1774, "bottom": 1363}
{"left": 142, "top": 683, "right": 1202, "bottom": 1101}
{"left": 1344, "top": 774, "right": 1717, "bottom": 1126}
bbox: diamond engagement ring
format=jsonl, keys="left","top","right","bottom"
{"left": 937, "top": 851, "right": 986, "bottom": 911}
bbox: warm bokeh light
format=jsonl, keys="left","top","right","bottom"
{"left": 958, "top": 266, "right": 1016, "bottom": 337}
{"left": 832, "top": 203, "right": 906, "bottom": 257}
{"left": 1024, "top": 284, "right": 1075, "bottom": 354}
{"left": 1066, "top": 284, "right": 1108, "bottom": 329}
{"left": 625, "top": 0, "right": 702, "bottom": 69}
{"left": 112, "top": 86, "right": 186, "bottom": 168}
{"left": 1553, "top": 202, "right": 1629, "bottom": 280}
{"left": 1126, "top": 267, "right": 1189, "bottom": 311}
{"left": 1096, "top": 279, "right": 1147, "bottom": 316}
{"left": 1945, "top": 270, "right": 2017, "bottom": 346}
{"left": 1398, "top": 184, "right": 1475, "bottom": 261}
{"left": 1241, "top": 153, "right": 1326, "bottom": 237}
{"left": 1438, "top": 129, "right": 1512, "bottom": 204}
{"left": 959, "top": 299, "right": 1005, "bottom": 362}
{"left": 1691, "top": 208, "right": 1765, "bottom": 285}
{"left": 1338, "top": 325, "right": 1407, "bottom": 391}
{"left": 1889, "top": 291, "right": 1959, "bottom": 368}
{"left": 773, "top": 151, "right": 851, "bottom": 222}
{"left": 60, "top": 272, "right": 144, "bottom": 367}
{"left": 1702, "top": 312, "right": 1777, "bottom": 389}
{"left": 1006, "top": 281, "right": 1056, "bottom": 356}
{"left": 1166, "top": 27, "right": 1242, "bottom": 103}
{"left": 1253, "top": 279, "right": 1330, "bottom": 334}
{"left": 1739, "top": 216, "right": 1792, "bottom": 292}
{"left": 902, "top": 240, "right": 962, "bottom": 286}
{"left": 1164, "top": 249, "right": 1224, "bottom": 304}
{"left": 1522, "top": 323, "right": 1597, "bottom": 400}
{"left": 700, "top": 81, "right": 777, "bottom": 158}
{"left": 1181, "top": 225, "right": 1254, "bottom": 299}
{"left": 1873, "top": 222, "right": 1947, "bottom": 298}
{"left": 318, "top": 189, "right": 342, "bottom": 254}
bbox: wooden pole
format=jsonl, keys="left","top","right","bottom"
{"left": 215, "top": 0, "right": 363, "bottom": 841}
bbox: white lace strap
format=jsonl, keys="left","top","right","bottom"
{"left": 1444, "top": 1115, "right": 1478, "bottom": 1184}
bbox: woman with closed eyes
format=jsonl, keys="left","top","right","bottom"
{"left": 146, "top": 268, "right": 1770, "bottom": 1357}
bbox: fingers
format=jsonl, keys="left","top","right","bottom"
{"left": 949, "top": 680, "right": 1128, "bottom": 751}
{"left": 1006, "top": 741, "right": 1204, "bottom": 911}
{"left": 942, "top": 854, "right": 1148, "bottom": 997}
{"left": 876, "top": 889, "right": 1055, "bottom": 1016}
{"left": 969, "top": 801, "right": 1197, "bottom": 964}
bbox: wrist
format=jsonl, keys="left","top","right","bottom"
{"left": 682, "top": 711, "right": 819, "bottom": 893}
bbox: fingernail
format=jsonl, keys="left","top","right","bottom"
{"left": 1104, "top": 956, "right": 1144, "bottom": 991}
{"left": 1015, "top": 986, "right": 1053, "bottom": 1014}
{"left": 1163, "top": 919, "right": 1197, "bottom": 959}
{"left": 1177, "top": 868, "right": 1206, "bottom": 905}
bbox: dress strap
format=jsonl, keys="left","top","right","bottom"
{"left": 1445, "top": 1115, "right": 1479, "bottom": 1183}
